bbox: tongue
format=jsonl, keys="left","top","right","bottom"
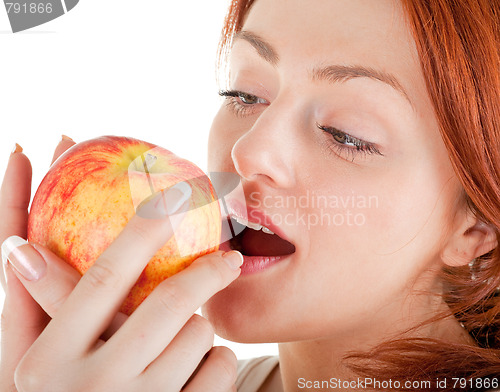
{"left": 241, "top": 228, "right": 295, "bottom": 256}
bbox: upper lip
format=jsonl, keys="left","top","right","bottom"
{"left": 223, "top": 198, "right": 294, "bottom": 246}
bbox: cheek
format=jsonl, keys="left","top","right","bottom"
{"left": 304, "top": 158, "right": 458, "bottom": 298}
{"left": 207, "top": 107, "right": 256, "bottom": 172}
{"left": 207, "top": 107, "right": 229, "bottom": 172}
{"left": 333, "top": 160, "right": 454, "bottom": 255}
{"left": 370, "top": 158, "right": 458, "bottom": 258}
{"left": 203, "top": 109, "right": 462, "bottom": 341}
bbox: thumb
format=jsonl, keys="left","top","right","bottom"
{"left": 2, "top": 238, "right": 81, "bottom": 317}
{"left": 2, "top": 238, "right": 128, "bottom": 340}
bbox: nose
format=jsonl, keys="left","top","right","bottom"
{"left": 231, "top": 100, "right": 297, "bottom": 189}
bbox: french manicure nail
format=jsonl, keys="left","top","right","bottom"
{"left": 1, "top": 236, "right": 47, "bottom": 281}
{"left": 137, "top": 181, "right": 192, "bottom": 219}
{"left": 164, "top": 182, "right": 192, "bottom": 214}
{"left": 2, "top": 258, "right": 10, "bottom": 284}
{"left": 61, "top": 134, "right": 74, "bottom": 142}
{"left": 222, "top": 250, "right": 244, "bottom": 270}
{"left": 11, "top": 143, "right": 23, "bottom": 155}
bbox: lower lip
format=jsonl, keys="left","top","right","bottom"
{"left": 218, "top": 241, "right": 289, "bottom": 275}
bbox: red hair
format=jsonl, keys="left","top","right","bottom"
{"left": 217, "top": 0, "right": 500, "bottom": 389}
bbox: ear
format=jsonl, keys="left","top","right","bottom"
{"left": 441, "top": 210, "right": 498, "bottom": 267}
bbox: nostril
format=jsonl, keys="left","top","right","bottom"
{"left": 231, "top": 131, "right": 296, "bottom": 189}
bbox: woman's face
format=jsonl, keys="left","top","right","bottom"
{"left": 204, "top": 0, "right": 463, "bottom": 343}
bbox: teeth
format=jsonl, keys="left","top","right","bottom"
{"left": 236, "top": 217, "right": 261, "bottom": 231}
{"left": 232, "top": 215, "right": 275, "bottom": 235}
{"left": 262, "top": 226, "right": 274, "bottom": 234}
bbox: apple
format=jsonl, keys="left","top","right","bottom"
{"left": 28, "top": 136, "right": 221, "bottom": 315}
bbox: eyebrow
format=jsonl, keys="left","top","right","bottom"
{"left": 234, "top": 30, "right": 280, "bottom": 65}
{"left": 234, "top": 30, "right": 414, "bottom": 109}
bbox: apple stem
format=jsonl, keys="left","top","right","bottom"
{"left": 141, "top": 153, "right": 157, "bottom": 195}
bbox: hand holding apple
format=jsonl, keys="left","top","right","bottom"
{"left": 27, "top": 135, "right": 222, "bottom": 315}
{"left": 7, "top": 181, "right": 241, "bottom": 392}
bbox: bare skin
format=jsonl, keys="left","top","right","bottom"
{"left": 0, "top": 140, "right": 241, "bottom": 392}
{"left": 204, "top": 0, "right": 496, "bottom": 390}
{"left": 1, "top": 1, "right": 497, "bottom": 391}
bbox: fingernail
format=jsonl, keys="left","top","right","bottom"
{"left": 11, "top": 143, "right": 22, "bottom": 155}
{"left": 137, "top": 181, "right": 192, "bottom": 219}
{"left": 222, "top": 250, "right": 244, "bottom": 270}
{"left": 1, "top": 236, "right": 47, "bottom": 281}
{"left": 2, "top": 258, "right": 10, "bottom": 284}
{"left": 61, "top": 134, "right": 74, "bottom": 142}
{"left": 164, "top": 182, "right": 192, "bottom": 214}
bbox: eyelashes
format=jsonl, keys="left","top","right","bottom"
{"left": 219, "top": 89, "right": 384, "bottom": 161}
{"left": 316, "top": 124, "right": 383, "bottom": 160}
{"left": 219, "top": 90, "right": 267, "bottom": 117}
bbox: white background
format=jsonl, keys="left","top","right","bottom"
{"left": 0, "top": 0, "right": 278, "bottom": 360}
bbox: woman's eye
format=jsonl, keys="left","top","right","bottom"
{"left": 219, "top": 90, "right": 268, "bottom": 117}
{"left": 238, "top": 92, "right": 263, "bottom": 104}
{"left": 332, "top": 132, "right": 347, "bottom": 144}
{"left": 316, "top": 123, "right": 384, "bottom": 161}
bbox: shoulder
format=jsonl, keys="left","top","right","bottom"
{"left": 236, "top": 355, "right": 280, "bottom": 392}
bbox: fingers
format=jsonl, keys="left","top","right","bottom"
{"left": 0, "top": 136, "right": 74, "bottom": 298}
{"left": 100, "top": 250, "right": 242, "bottom": 374}
{"left": 50, "top": 135, "right": 75, "bottom": 165}
{"left": 0, "top": 135, "right": 75, "bottom": 288}
{"left": 1, "top": 238, "right": 128, "bottom": 340}
{"left": 35, "top": 182, "right": 193, "bottom": 356}
{"left": 182, "top": 346, "right": 238, "bottom": 392}
{"left": 0, "top": 262, "right": 51, "bottom": 389}
{"left": 1, "top": 135, "right": 127, "bottom": 341}
{"left": 133, "top": 314, "right": 214, "bottom": 391}
{"left": 0, "top": 138, "right": 76, "bottom": 389}
{"left": 0, "top": 137, "right": 75, "bottom": 388}
{"left": 0, "top": 147, "right": 44, "bottom": 385}
{"left": 0, "top": 147, "right": 31, "bottom": 297}
{"left": 0, "top": 147, "right": 32, "bottom": 252}
{"left": 2, "top": 238, "right": 81, "bottom": 316}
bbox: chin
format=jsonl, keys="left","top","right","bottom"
{"left": 200, "top": 192, "right": 301, "bottom": 342}
{"left": 202, "top": 283, "right": 265, "bottom": 343}
{"left": 201, "top": 283, "right": 287, "bottom": 343}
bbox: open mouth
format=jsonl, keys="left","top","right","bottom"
{"left": 225, "top": 216, "right": 296, "bottom": 257}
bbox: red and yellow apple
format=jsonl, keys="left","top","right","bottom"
{"left": 27, "top": 136, "right": 221, "bottom": 315}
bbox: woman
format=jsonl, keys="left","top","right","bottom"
{"left": 1, "top": 0, "right": 499, "bottom": 391}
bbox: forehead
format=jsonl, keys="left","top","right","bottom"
{"left": 239, "top": 0, "right": 425, "bottom": 107}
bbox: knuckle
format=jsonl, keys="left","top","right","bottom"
{"left": 83, "top": 261, "right": 122, "bottom": 292}
{"left": 211, "top": 346, "right": 237, "bottom": 385}
{"left": 14, "top": 358, "right": 49, "bottom": 392}
{"left": 48, "top": 291, "right": 69, "bottom": 315}
{"left": 0, "top": 311, "right": 11, "bottom": 335}
{"left": 187, "top": 315, "right": 215, "bottom": 349}
{"left": 1, "top": 299, "right": 18, "bottom": 333}
{"left": 128, "top": 219, "right": 158, "bottom": 244}
{"left": 1, "top": 305, "right": 46, "bottom": 338}
{"left": 83, "top": 372, "right": 120, "bottom": 392}
{"left": 156, "top": 281, "right": 190, "bottom": 317}
{"left": 203, "top": 257, "right": 226, "bottom": 287}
